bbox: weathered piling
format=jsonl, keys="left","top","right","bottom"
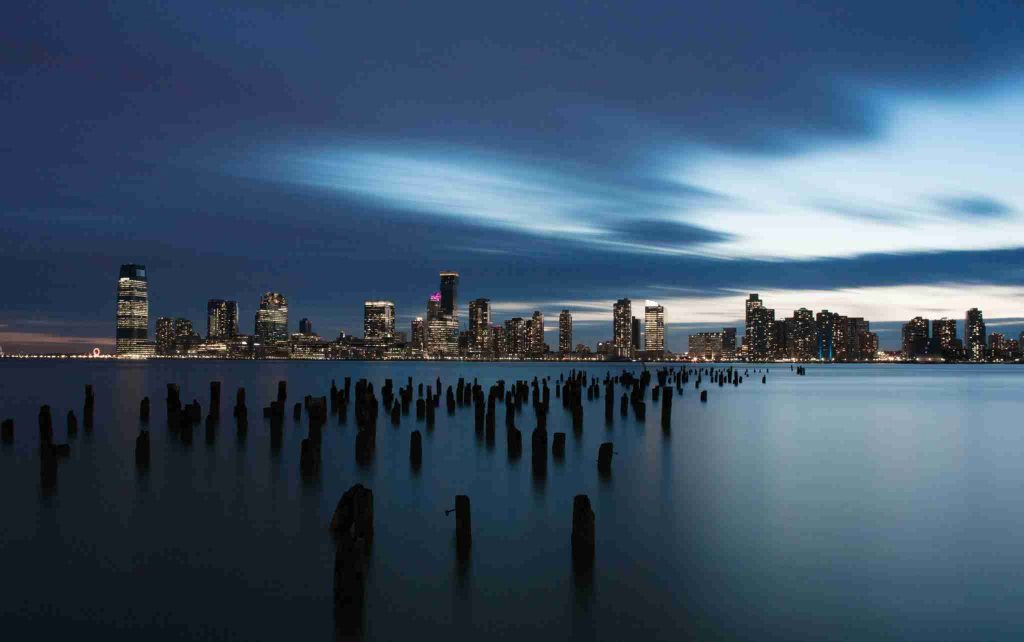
{"left": 700, "top": 390, "right": 708, "bottom": 402}
{"left": 552, "top": 431, "right": 566, "bottom": 458}
{"left": 620, "top": 393, "right": 628, "bottom": 417}
{"left": 1, "top": 418, "right": 13, "bottom": 443}
{"left": 532, "top": 427, "right": 548, "bottom": 475}
{"left": 416, "top": 398, "right": 425, "bottom": 420}
{"left": 571, "top": 495, "right": 595, "bottom": 570}
{"left": 507, "top": 425, "right": 522, "bottom": 459}
{"left": 135, "top": 430, "right": 150, "bottom": 468}
{"left": 39, "top": 405, "right": 53, "bottom": 445}
{"left": 293, "top": 402, "right": 302, "bottom": 421}
{"left": 390, "top": 402, "right": 401, "bottom": 427}
{"left": 454, "top": 495, "right": 472, "bottom": 554}
{"left": 300, "top": 438, "right": 321, "bottom": 479}
{"left": 660, "top": 387, "right": 672, "bottom": 430}
{"left": 83, "top": 385, "right": 94, "bottom": 431}
{"left": 597, "top": 442, "right": 613, "bottom": 474}
{"left": 209, "top": 381, "right": 221, "bottom": 421}
{"left": 140, "top": 397, "right": 150, "bottom": 422}
{"left": 332, "top": 484, "right": 374, "bottom": 625}
{"left": 66, "top": 410, "right": 78, "bottom": 436}
{"left": 410, "top": 430, "right": 422, "bottom": 468}
{"left": 277, "top": 380, "right": 287, "bottom": 403}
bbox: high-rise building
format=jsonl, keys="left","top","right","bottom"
{"left": 468, "top": 298, "right": 491, "bottom": 358}
{"left": 299, "top": 318, "right": 313, "bottom": 335}
{"left": 816, "top": 310, "right": 839, "bottom": 361}
{"left": 363, "top": 300, "right": 396, "bottom": 345}
{"left": 612, "top": 299, "right": 633, "bottom": 359}
{"left": 504, "top": 317, "right": 529, "bottom": 358}
{"left": 530, "top": 310, "right": 545, "bottom": 356}
{"left": 558, "top": 310, "right": 573, "bottom": 356}
{"left": 172, "top": 318, "right": 201, "bottom": 355}
{"left": 491, "top": 325, "right": 507, "bottom": 358}
{"left": 786, "top": 308, "right": 817, "bottom": 360}
{"left": 631, "top": 317, "right": 642, "bottom": 353}
{"left": 932, "top": 318, "right": 958, "bottom": 355}
{"left": 254, "top": 292, "right": 288, "bottom": 343}
{"left": 722, "top": 327, "right": 737, "bottom": 360}
{"left": 644, "top": 302, "right": 665, "bottom": 358}
{"left": 688, "top": 328, "right": 737, "bottom": 360}
{"left": 988, "top": 332, "right": 1008, "bottom": 360}
{"left": 901, "top": 316, "right": 929, "bottom": 358}
{"left": 116, "top": 264, "right": 149, "bottom": 356}
{"left": 745, "top": 294, "right": 774, "bottom": 360}
{"left": 439, "top": 271, "right": 459, "bottom": 320}
{"left": 207, "top": 299, "right": 239, "bottom": 339}
{"left": 155, "top": 317, "right": 175, "bottom": 356}
{"left": 965, "top": 308, "right": 986, "bottom": 361}
{"left": 411, "top": 318, "right": 426, "bottom": 351}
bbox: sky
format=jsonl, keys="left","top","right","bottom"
{"left": 3, "top": 1, "right": 1024, "bottom": 353}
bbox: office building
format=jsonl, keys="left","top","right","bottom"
{"left": 363, "top": 300, "right": 396, "bottom": 345}
{"left": 644, "top": 302, "right": 665, "bottom": 358}
{"left": 254, "top": 292, "right": 288, "bottom": 343}
{"left": 439, "top": 271, "right": 459, "bottom": 320}
{"left": 115, "top": 264, "right": 149, "bottom": 356}
{"left": 411, "top": 317, "right": 426, "bottom": 351}
{"left": 745, "top": 294, "right": 774, "bottom": 360}
{"left": 786, "top": 308, "right": 817, "bottom": 360}
{"left": 155, "top": 317, "right": 175, "bottom": 356}
{"left": 901, "top": 316, "right": 929, "bottom": 358}
{"left": 206, "top": 299, "right": 239, "bottom": 340}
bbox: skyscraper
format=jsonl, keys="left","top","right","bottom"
{"left": 363, "top": 301, "right": 396, "bottom": 345}
{"left": 155, "top": 317, "right": 175, "bottom": 356}
{"left": 744, "top": 294, "right": 774, "bottom": 360}
{"left": 530, "top": 310, "right": 545, "bottom": 356}
{"left": 411, "top": 317, "right": 426, "bottom": 351}
{"left": 787, "top": 308, "right": 816, "bottom": 360}
{"left": 425, "top": 292, "right": 457, "bottom": 356}
{"left": 254, "top": 292, "right": 288, "bottom": 343}
{"left": 504, "top": 317, "right": 529, "bottom": 358}
{"left": 299, "top": 318, "right": 313, "bottom": 335}
{"left": 468, "top": 298, "right": 491, "bottom": 358}
{"left": 207, "top": 299, "right": 239, "bottom": 339}
{"left": 613, "top": 299, "right": 632, "bottom": 359}
{"left": 901, "top": 316, "right": 929, "bottom": 358}
{"left": 965, "top": 308, "right": 986, "bottom": 361}
{"left": 439, "top": 271, "right": 459, "bottom": 320}
{"left": 631, "top": 317, "right": 641, "bottom": 353}
{"left": 816, "top": 310, "right": 838, "bottom": 362}
{"left": 644, "top": 302, "right": 665, "bottom": 358}
{"left": 932, "top": 318, "right": 957, "bottom": 353}
{"left": 115, "top": 264, "right": 149, "bottom": 356}
{"left": 558, "top": 310, "right": 573, "bottom": 356}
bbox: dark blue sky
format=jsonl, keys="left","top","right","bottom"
{"left": 3, "top": 1, "right": 1024, "bottom": 353}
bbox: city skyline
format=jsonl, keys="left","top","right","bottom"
{"left": 96, "top": 263, "right": 1020, "bottom": 362}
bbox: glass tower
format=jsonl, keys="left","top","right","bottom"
{"left": 116, "top": 264, "right": 149, "bottom": 356}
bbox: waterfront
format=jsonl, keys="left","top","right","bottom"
{"left": 2, "top": 362, "right": 1023, "bottom": 640}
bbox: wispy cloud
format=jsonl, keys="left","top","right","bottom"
{"left": 934, "top": 195, "right": 1013, "bottom": 220}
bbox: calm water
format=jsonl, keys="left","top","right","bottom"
{"left": 1, "top": 361, "right": 1023, "bottom": 641}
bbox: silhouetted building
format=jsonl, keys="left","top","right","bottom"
{"left": 559, "top": 310, "right": 573, "bottom": 356}
{"left": 613, "top": 299, "right": 632, "bottom": 359}
{"left": 644, "top": 302, "right": 665, "bottom": 358}
{"left": 116, "top": 264, "right": 150, "bottom": 356}
{"left": 902, "top": 316, "right": 929, "bottom": 359}
{"left": 439, "top": 271, "right": 459, "bottom": 320}
{"left": 299, "top": 317, "right": 313, "bottom": 335}
{"left": 932, "top": 318, "right": 958, "bottom": 358}
{"left": 206, "top": 299, "right": 239, "bottom": 340}
{"left": 631, "top": 316, "right": 641, "bottom": 354}
{"left": 966, "top": 308, "right": 986, "bottom": 361}
{"left": 411, "top": 317, "right": 426, "bottom": 352}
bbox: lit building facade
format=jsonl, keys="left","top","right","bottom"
{"left": 529, "top": 310, "right": 545, "bottom": 356}
{"left": 206, "top": 299, "right": 239, "bottom": 339}
{"left": 644, "top": 302, "right": 665, "bottom": 358}
{"left": 559, "top": 310, "right": 573, "bottom": 356}
{"left": 363, "top": 300, "right": 396, "bottom": 345}
{"left": 155, "top": 317, "right": 175, "bottom": 356}
{"left": 745, "top": 294, "right": 774, "bottom": 361}
{"left": 116, "top": 264, "right": 149, "bottom": 356}
{"left": 504, "top": 317, "right": 529, "bottom": 358}
{"left": 901, "top": 316, "right": 930, "bottom": 358}
{"left": 966, "top": 308, "right": 986, "bottom": 361}
{"left": 439, "top": 271, "right": 459, "bottom": 320}
{"left": 254, "top": 292, "right": 288, "bottom": 343}
{"left": 612, "top": 299, "right": 632, "bottom": 359}
{"left": 468, "top": 298, "right": 491, "bottom": 358}
{"left": 411, "top": 318, "right": 426, "bottom": 351}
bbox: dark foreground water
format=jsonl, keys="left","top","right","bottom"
{"left": 1, "top": 362, "right": 1023, "bottom": 641}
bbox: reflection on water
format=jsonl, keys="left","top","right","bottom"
{"left": 2, "top": 362, "right": 1024, "bottom": 640}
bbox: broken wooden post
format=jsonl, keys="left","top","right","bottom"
{"left": 571, "top": 495, "right": 595, "bottom": 570}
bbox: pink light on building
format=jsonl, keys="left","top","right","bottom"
{"left": 429, "top": 292, "right": 441, "bottom": 302}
